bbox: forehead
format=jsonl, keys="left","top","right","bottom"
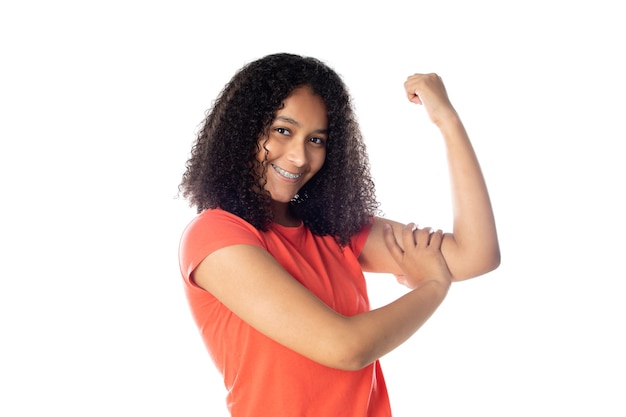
{"left": 276, "top": 86, "right": 328, "bottom": 125}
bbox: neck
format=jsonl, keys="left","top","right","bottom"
{"left": 271, "top": 201, "right": 301, "bottom": 227}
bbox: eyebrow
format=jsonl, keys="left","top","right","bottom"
{"left": 275, "top": 116, "right": 328, "bottom": 134}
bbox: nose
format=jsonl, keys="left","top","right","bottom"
{"left": 287, "top": 140, "right": 307, "bottom": 167}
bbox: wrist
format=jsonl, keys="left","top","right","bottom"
{"left": 433, "top": 109, "right": 462, "bottom": 130}
{"left": 414, "top": 279, "right": 451, "bottom": 296}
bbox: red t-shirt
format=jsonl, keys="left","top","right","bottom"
{"left": 179, "top": 208, "right": 392, "bottom": 416}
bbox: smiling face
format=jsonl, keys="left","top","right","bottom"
{"left": 257, "top": 86, "right": 328, "bottom": 204}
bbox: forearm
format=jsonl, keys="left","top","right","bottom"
{"left": 341, "top": 280, "right": 449, "bottom": 370}
{"left": 438, "top": 112, "right": 500, "bottom": 280}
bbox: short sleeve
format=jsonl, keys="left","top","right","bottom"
{"left": 178, "top": 208, "right": 265, "bottom": 282}
{"left": 348, "top": 219, "right": 374, "bottom": 257}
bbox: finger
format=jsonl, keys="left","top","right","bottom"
{"left": 409, "top": 93, "right": 423, "bottom": 105}
{"left": 428, "top": 229, "right": 444, "bottom": 249}
{"left": 404, "top": 76, "right": 424, "bottom": 105}
{"left": 414, "top": 227, "right": 432, "bottom": 247}
{"left": 403, "top": 223, "right": 418, "bottom": 248}
{"left": 404, "top": 86, "right": 421, "bottom": 104}
{"left": 383, "top": 223, "right": 405, "bottom": 263}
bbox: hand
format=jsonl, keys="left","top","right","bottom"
{"left": 404, "top": 73, "right": 457, "bottom": 126}
{"left": 383, "top": 223, "right": 452, "bottom": 290}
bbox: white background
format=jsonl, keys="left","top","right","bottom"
{"left": 1, "top": 1, "right": 624, "bottom": 416}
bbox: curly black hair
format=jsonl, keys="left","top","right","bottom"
{"left": 179, "top": 53, "right": 379, "bottom": 246}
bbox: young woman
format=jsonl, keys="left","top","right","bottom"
{"left": 178, "top": 53, "right": 500, "bottom": 416}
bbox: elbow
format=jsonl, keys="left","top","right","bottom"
{"left": 453, "top": 247, "right": 501, "bottom": 281}
{"left": 324, "top": 341, "right": 372, "bottom": 371}
{"left": 445, "top": 231, "right": 500, "bottom": 281}
{"left": 481, "top": 245, "right": 501, "bottom": 274}
{"left": 334, "top": 349, "right": 375, "bottom": 372}
{"left": 478, "top": 253, "right": 500, "bottom": 278}
{"left": 491, "top": 248, "right": 501, "bottom": 271}
{"left": 322, "top": 326, "right": 378, "bottom": 371}
{"left": 486, "top": 243, "right": 501, "bottom": 273}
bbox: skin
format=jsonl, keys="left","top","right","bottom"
{"left": 257, "top": 86, "right": 329, "bottom": 226}
{"left": 361, "top": 74, "right": 500, "bottom": 282}
{"left": 192, "top": 76, "right": 500, "bottom": 371}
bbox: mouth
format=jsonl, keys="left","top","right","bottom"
{"left": 272, "top": 164, "right": 303, "bottom": 180}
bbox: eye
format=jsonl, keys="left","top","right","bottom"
{"left": 274, "top": 127, "right": 290, "bottom": 136}
{"left": 309, "top": 137, "right": 326, "bottom": 146}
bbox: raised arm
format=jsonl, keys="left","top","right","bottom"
{"left": 359, "top": 73, "right": 500, "bottom": 281}
{"left": 192, "top": 224, "right": 450, "bottom": 371}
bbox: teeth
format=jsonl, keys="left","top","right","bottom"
{"left": 273, "top": 164, "right": 302, "bottom": 179}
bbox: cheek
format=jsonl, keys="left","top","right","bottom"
{"left": 310, "top": 151, "right": 326, "bottom": 174}
{"left": 319, "top": 149, "right": 327, "bottom": 167}
{"left": 320, "top": 155, "right": 327, "bottom": 169}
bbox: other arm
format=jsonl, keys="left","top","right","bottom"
{"left": 360, "top": 74, "right": 500, "bottom": 281}
{"left": 192, "top": 225, "right": 450, "bottom": 371}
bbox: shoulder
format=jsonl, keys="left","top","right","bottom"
{"left": 358, "top": 217, "right": 404, "bottom": 274}
{"left": 183, "top": 208, "right": 257, "bottom": 235}
{"left": 179, "top": 208, "right": 265, "bottom": 279}
{"left": 347, "top": 219, "right": 374, "bottom": 257}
